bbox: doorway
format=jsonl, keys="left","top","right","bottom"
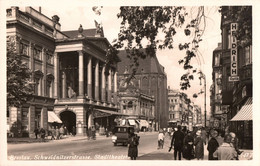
{"left": 60, "top": 111, "right": 76, "bottom": 134}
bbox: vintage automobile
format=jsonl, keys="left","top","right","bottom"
{"left": 111, "top": 126, "right": 134, "bottom": 146}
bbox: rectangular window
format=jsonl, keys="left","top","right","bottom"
{"left": 46, "top": 52, "right": 53, "bottom": 64}
{"left": 20, "top": 43, "right": 29, "bottom": 56}
{"left": 215, "top": 53, "right": 220, "bottom": 66}
{"left": 34, "top": 48, "right": 42, "bottom": 60}
{"left": 245, "top": 45, "right": 252, "bottom": 65}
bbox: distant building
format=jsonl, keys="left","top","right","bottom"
{"left": 117, "top": 50, "right": 168, "bottom": 130}
{"left": 7, "top": 7, "right": 119, "bottom": 137}
{"left": 167, "top": 88, "right": 193, "bottom": 129}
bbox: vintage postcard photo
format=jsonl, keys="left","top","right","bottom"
{"left": 1, "top": 0, "right": 259, "bottom": 166}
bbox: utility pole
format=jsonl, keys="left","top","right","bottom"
{"left": 204, "top": 74, "right": 206, "bottom": 127}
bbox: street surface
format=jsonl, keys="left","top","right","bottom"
{"left": 7, "top": 132, "right": 252, "bottom": 160}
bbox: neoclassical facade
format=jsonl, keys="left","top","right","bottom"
{"left": 7, "top": 7, "right": 119, "bottom": 137}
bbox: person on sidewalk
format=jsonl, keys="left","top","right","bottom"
{"left": 50, "top": 126, "right": 56, "bottom": 140}
{"left": 207, "top": 130, "right": 219, "bottom": 160}
{"left": 201, "top": 127, "right": 207, "bottom": 145}
{"left": 55, "top": 126, "right": 60, "bottom": 140}
{"left": 40, "top": 128, "right": 46, "bottom": 142}
{"left": 158, "top": 129, "right": 165, "bottom": 149}
{"left": 128, "top": 130, "right": 140, "bottom": 160}
{"left": 183, "top": 131, "right": 194, "bottom": 160}
{"left": 170, "top": 125, "right": 184, "bottom": 160}
{"left": 34, "top": 128, "right": 39, "bottom": 139}
{"left": 213, "top": 134, "right": 237, "bottom": 160}
{"left": 194, "top": 130, "right": 204, "bottom": 160}
{"left": 59, "top": 126, "right": 64, "bottom": 139}
{"left": 230, "top": 132, "right": 243, "bottom": 160}
{"left": 72, "top": 126, "right": 76, "bottom": 136}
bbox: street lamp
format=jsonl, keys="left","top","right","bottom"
{"left": 199, "top": 71, "right": 207, "bottom": 128}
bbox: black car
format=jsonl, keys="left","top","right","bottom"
{"left": 111, "top": 126, "right": 134, "bottom": 146}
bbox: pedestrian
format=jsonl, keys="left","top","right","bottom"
{"left": 55, "top": 126, "right": 60, "bottom": 140}
{"left": 213, "top": 134, "right": 237, "bottom": 160}
{"left": 194, "top": 130, "right": 204, "bottom": 160}
{"left": 207, "top": 130, "right": 219, "bottom": 160}
{"left": 216, "top": 129, "right": 224, "bottom": 146}
{"left": 40, "top": 128, "right": 46, "bottom": 142}
{"left": 170, "top": 125, "right": 185, "bottom": 160}
{"left": 64, "top": 126, "right": 68, "bottom": 137}
{"left": 72, "top": 126, "right": 76, "bottom": 136}
{"left": 59, "top": 126, "right": 64, "bottom": 139}
{"left": 128, "top": 130, "right": 139, "bottom": 160}
{"left": 183, "top": 131, "right": 194, "bottom": 160}
{"left": 201, "top": 127, "right": 207, "bottom": 145}
{"left": 91, "top": 125, "right": 96, "bottom": 140}
{"left": 158, "top": 129, "right": 165, "bottom": 149}
{"left": 51, "top": 126, "right": 56, "bottom": 140}
{"left": 230, "top": 132, "right": 243, "bottom": 160}
{"left": 34, "top": 128, "right": 39, "bottom": 139}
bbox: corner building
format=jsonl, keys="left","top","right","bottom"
{"left": 7, "top": 7, "right": 119, "bottom": 137}
{"left": 117, "top": 51, "right": 168, "bottom": 130}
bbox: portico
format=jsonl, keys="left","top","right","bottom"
{"left": 53, "top": 36, "right": 118, "bottom": 135}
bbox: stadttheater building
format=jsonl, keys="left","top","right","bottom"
{"left": 7, "top": 7, "right": 120, "bottom": 137}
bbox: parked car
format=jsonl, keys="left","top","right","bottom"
{"left": 111, "top": 126, "right": 134, "bottom": 146}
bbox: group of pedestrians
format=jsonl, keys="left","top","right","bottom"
{"left": 50, "top": 126, "right": 69, "bottom": 140}
{"left": 158, "top": 125, "right": 242, "bottom": 161}
{"left": 33, "top": 128, "right": 46, "bottom": 142}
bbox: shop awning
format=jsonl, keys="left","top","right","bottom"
{"left": 230, "top": 97, "right": 252, "bottom": 121}
{"left": 128, "top": 119, "right": 136, "bottom": 125}
{"left": 94, "top": 109, "right": 124, "bottom": 118}
{"left": 48, "top": 111, "right": 62, "bottom": 123}
{"left": 136, "top": 119, "right": 149, "bottom": 127}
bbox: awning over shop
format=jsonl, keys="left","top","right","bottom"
{"left": 136, "top": 119, "right": 149, "bottom": 127}
{"left": 128, "top": 119, "right": 136, "bottom": 125}
{"left": 94, "top": 109, "right": 124, "bottom": 118}
{"left": 230, "top": 97, "right": 252, "bottom": 121}
{"left": 48, "top": 111, "right": 62, "bottom": 123}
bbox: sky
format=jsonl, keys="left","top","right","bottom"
{"left": 39, "top": 6, "right": 221, "bottom": 116}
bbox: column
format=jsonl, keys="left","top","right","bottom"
{"left": 87, "top": 56, "right": 92, "bottom": 99}
{"left": 62, "top": 71, "right": 66, "bottom": 98}
{"left": 108, "top": 69, "right": 112, "bottom": 103}
{"left": 95, "top": 60, "right": 99, "bottom": 101}
{"left": 76, "top": 108, "right": 86, "bottom": 136}
{"left": 41, "top": 107, "right": 48, "bottom": 130}
{"left": 113, "top": 71, "right": 118, "bottom": 103}
{"left": 54, "top": 52, "right": 59, "bottom": 99}
{"left": 78, "top": 51, "right": 84, "bottom": 97}
{"left": 28, "top": 105, "right": 35, "bottom": 138}
{"left": 42, "top": 48, "right": 47, "bottom": 97}
{"left": 101, "top": 65, "right": 106, "bottom": 102}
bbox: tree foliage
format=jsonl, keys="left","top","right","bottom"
{"left": 107, "top": 6, "right": 206, "bottom": 90}
{"left": 7, "top": 36, "right": 33, "bottom": 107}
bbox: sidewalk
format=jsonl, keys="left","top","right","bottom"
{"left": 138, "top": 144, "right": 253, "bottom": 160}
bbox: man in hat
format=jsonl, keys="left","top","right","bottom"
{"left": 207, "top": 130, "right": 219, "bottom": 160}
{"left": 170, "top": 125, "right": 184, "bottom": 160}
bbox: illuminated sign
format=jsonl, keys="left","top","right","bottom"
{"left": 229, "top": 23, "right": 239, "bottom": 82}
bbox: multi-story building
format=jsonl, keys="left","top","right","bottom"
{"left": 168, "top": 88, "right": 192, "bottom": 129}
{"left": 211, "top": 6, "right": 252, "bottom": 149}
{"left": 7, "top": 7, "right": 120, "bottom": 137}
{"left": 117, "top": 50, "right": 168, "bottom": 130}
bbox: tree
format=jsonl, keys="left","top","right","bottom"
{"left": 105, "top": 6, "right": 207, "bottom": 90}
{"left": 7, "top": 36, "right": 33, "bottom": 108}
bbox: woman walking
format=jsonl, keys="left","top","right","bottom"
{"left": 128, "top": 130, "right": 140, "bottom": 160}
{"left": 183, "top": 131, "right": 194, "bottom": 160}
{"left": 194, "top": 130, "right": 204, "bottom": 160}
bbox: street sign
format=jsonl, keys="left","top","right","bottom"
{"left": 229, "top": 76, "right": 239, "bottom": 82}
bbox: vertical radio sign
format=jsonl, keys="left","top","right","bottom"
{"left": 229, "top": 23, "right": 240, "bottom": 82}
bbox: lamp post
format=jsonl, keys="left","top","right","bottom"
{"left": 199, "top": 71, "right": 207, "bottom": 127}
